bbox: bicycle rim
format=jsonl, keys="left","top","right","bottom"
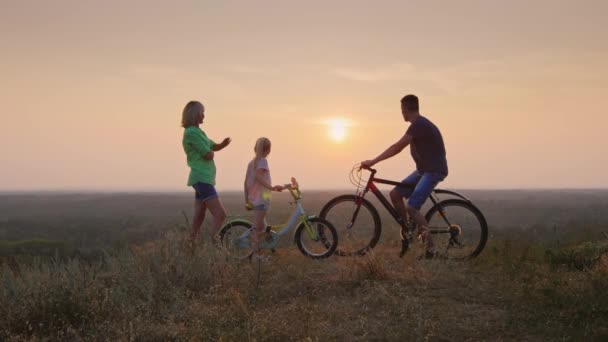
{"left": 220, "top": 223, "right": 254, "bottom": 260}
{"left": 425, "top": 199, "right": 488, "bottom": 260}
{"left": 296, "top": 218, "right": 338, "bottom": 258}
{"left": 320, "top": 195, "right": 381, "bottom": 256}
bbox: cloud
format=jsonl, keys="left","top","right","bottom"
{"left": 127, "top": 64, "right": 184, "bottom": 79}
{"left": 330, "top": 63, "right": 461, "bottom": 94}
{"left": 328, "top": 54, "right": 608, "bottom": 95}
{"left": 225, "top": 65, "right": 270, "bottom": 74}
{"left": 331, "top": 63, "right": 417, "bottom": 82}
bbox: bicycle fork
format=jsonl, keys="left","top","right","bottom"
{"left": 295, "top": 202, "right": 320, "bottom": 241}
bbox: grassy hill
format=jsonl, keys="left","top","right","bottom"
{"left": 1, "top": 233, "right": 607, "bottom": 340}
{"left": 1, "top": 190, "right": 607, "bottom": 340}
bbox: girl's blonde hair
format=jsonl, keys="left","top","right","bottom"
{"left": 253, "top": 137, "right": 271, "bottom": 168}
{"left": 181, "top": 101, "right": 203, "bottom": 128}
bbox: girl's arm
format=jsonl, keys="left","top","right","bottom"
{"left": 254, "top": 170, "right": 285, "bottom": 192}
{"left": 254, "top": 169, "right": 273, "bottom": 190}
{"left": 203, "top": 151, "right": 214, "bottom": 160}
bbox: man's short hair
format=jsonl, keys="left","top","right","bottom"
{"left": 401, "top": 94, "right": 419, "bottom": 112}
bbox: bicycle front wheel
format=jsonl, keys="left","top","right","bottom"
{"left": 295, "top": 217, "right": 338, "bottom": 259}
{"left": 425, "top": 199, "right": 488, "bottom": 260}
{"left": 218, "top": 220, "right": 254, "bottom": 260}
{"left": 319, "top": 195, "right": 381, "bottom": 256}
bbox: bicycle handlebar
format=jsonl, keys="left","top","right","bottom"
{"left": 359, "top": 165, "right": 378, "bottom": 174}
{"left": 283, "top": 177, "right": 302, "bottom": 200}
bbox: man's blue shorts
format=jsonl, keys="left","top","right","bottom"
{"left": 393, "top": 171, "right": 446, "bottom": 210}
{"left": 192, "top": 182, "right": 219, "bottom": 202}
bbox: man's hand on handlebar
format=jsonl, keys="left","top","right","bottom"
{"left": 360, "top": 160, "right": 376, "bottom": 170}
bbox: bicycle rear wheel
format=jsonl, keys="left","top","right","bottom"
{"left": 319, "top": 195, "right": 381, "bottom": 256}
{"left": 218, "top": 220, "right": 254, "bottom": 260}
{"left": 425, "top": 199, "right": 488, "bottom": 260}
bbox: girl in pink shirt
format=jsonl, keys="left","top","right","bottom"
{"left": 244, "top": 137, "right": 284, "bottom": 257}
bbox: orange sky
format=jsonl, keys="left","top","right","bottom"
{"left": 1, "top": 1, "right": 607, "bottom": 190}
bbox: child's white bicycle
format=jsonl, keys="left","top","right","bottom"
{"left": 218, "top": 178, "right": 339, "bottom": 259}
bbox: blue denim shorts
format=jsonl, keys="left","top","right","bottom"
{"left": 192, "top": 182, "right": 218, "bottom": 202}
{"left": 394, "top": 171, "right": 446, "bottom": 210}
{"left": 251, "top": 202, "right": 270, "bottom": 211}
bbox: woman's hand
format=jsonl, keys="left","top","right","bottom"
{"left": 213, "top": 137, "right": 232, "bottom": 151}
{"left": 220, "top": 137, "right": 232, "bottom": 148}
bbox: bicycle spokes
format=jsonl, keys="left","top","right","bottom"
{"left": 428, "top": 203, "right": 485, "bottom": 259}
{"left": 296, "top": 217, "right": 338, "bottom": 258}
{"left": 235, "top": 235, "right": 251, "bottom": 249}
{"left": 219, "top": 223, "right": 255, "bottom": 260}
{"left": 320, "top": 195, "right": 380, "bottom": 256}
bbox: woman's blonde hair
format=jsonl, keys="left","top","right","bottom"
{"left": 253, "top": 137, "right": 271, "bottom": 168}
{"left": 181, "top": 101, "right": 203, "bottom": 128}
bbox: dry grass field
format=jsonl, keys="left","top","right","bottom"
{"left": 1, "top": 190, "right": 608, "bottom": 340}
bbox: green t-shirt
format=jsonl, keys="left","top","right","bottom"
{"left": 183, "top": 127, "right": 216, "bottom": 186}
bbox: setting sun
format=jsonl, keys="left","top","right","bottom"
{"left": 326, "top": 118, "right": 350, "bottom": 143}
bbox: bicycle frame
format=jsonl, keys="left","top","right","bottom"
{"left": 238, "top": 185, "right": 318, "bottom": 242}
{"left": 357, "top": 168, "right": 459, "bottom": 234}
{"left": 269, "top": 201, "right": 309, "bottom": 237}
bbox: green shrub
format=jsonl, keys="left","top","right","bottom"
{"left": 545, "top": 241, "right": 608, "bottom": 271}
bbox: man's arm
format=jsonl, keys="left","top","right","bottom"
{"left": 361, "top": 133, "right": 412, "bottom": 168}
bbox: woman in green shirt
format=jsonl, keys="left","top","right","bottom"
{"left": 182, "top": 101, "right": 231, "bottom": 242}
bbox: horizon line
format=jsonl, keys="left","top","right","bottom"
{"left": 2, "top": 187, "right": 608, "bottom": 194}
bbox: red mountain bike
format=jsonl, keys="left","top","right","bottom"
{"left": 319, "top": 166, "right": 488, "bottom": 259}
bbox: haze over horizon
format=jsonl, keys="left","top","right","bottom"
{"left": 2, "top": 0, "right": 607, "bottom": 191}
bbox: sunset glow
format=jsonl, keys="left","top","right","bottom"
{"left": 1, "top": 2, "right": 607, "bottom": 190}
{"left": 327, "top": 118, "right": 348, "bottom": 142}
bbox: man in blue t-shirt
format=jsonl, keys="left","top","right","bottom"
{"left": 361, "top": 94, "right": 448, "bottom": 258}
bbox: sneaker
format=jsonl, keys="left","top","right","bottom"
{"left": 417, "top": 227, "right": 428, "bottom": 243}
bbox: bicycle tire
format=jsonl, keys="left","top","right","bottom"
{"left": 295, "top": 217, "right": 339, "bottom": 259}
{"left": 424, "top": 199, "right": 488, "bottom": 260}
{"left": 319, "top": 195, "right": 382, "bottom": 256}
{"left": 218, "top": 220, "right": 254, "bottom": 260}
